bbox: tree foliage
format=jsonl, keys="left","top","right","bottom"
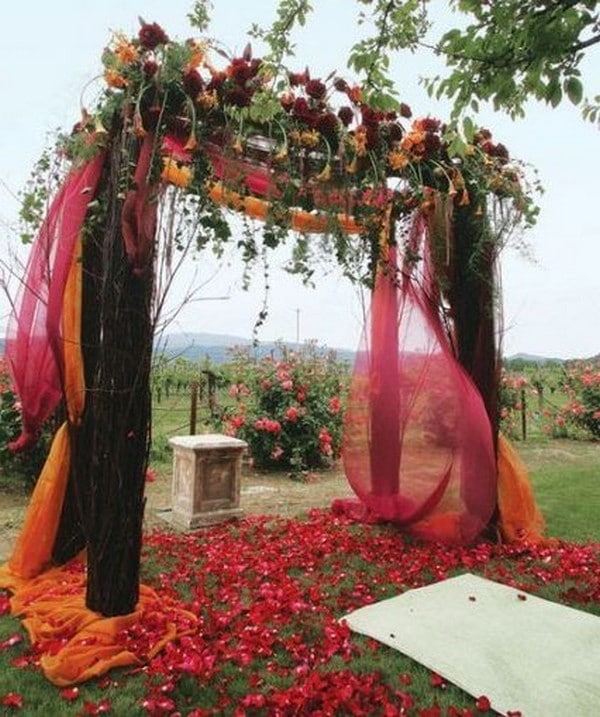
{"left": 262, "top": 0, "right": 599, "bottom": 122}
{"left": 428, "top": 0, "right": 600, "bottom": 122}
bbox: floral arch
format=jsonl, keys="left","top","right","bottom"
{"left": 0, "top": 20, "right": 545, "bottom": 685}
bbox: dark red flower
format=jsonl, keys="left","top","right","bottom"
{"left": 361, "top": 106, "right": 383, "bottom": 128}
{"left": 400, "top": 102, "right": 412, "bottom": 118}
{"left": 338, "top": 106, "right": 354, "bottom": 126}
{"left": 206, "top": 71, "right": 227, "bottom": 92}
{"left": 183, "top": 70, "right": 204, "bottom": 98}
{"left": 424, "top": 132, "right": 441, "bottom": 154}
{"left": 386, "top": 122, "right": 404, "bottom": 142}
{"left": 316, "top": 112, "right": 339, "bottom": 139}
{"left": 334, "top": 77, "right": 349, "bottom": 93}
{"left": 142, "top": 59, "right": 159, "bottom": 78}
{"left": 293, "top": 97, "right": 311, "bottom": 119}
{"left": 225, "top": 87, "right": 252, "bottom": 107}
{"left": 419, "top": 117, "right": 442, "bottom": 133}
{"left": 289, "top": 70, "right": 308, "bottom": 87}
{"left": 306, "top": 79, "right": 327, "bottom": 100}
{"left": 229, "top": 58, "right": 253, "bottom": 86}
{"left": 138, "top": 22, "right": 169, "bottom": 50}
{"left": 365, "top": 124, "right": 380, "bottom": 150}
{"left": 474, "top": 128, "right": 492, "bottom": 143}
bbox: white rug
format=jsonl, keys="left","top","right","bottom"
{"left": 343, "top": 573, "right": 600, "bottom": 716}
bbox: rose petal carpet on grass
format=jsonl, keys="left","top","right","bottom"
{"left": 344, "top": 573, "right": 600, "bottom": 716}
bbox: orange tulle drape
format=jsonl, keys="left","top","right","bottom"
{"left": 208, "top": 182, "right": 361, "bottom": 235}
{"left": 0, "top": 231, "right": 198, "bottom": 686}
{"left": 497, "top": 434, "right": 547, "bottom": 544}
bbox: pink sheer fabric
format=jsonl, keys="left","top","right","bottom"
{"left": 122, "top": 134, "right": 159, "bottom": 276}
{"left": 5, "top": 153, "right": 106, "bottom": 451}
{"left": 339, "top": 214, "right": 497, "bottom": 544}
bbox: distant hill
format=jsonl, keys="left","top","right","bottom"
{"left": 0, "top": 333, "right": 354, "bottom": 365}
{"left": 504, "top": 353, "right": 565, "bottom": 366}
{"left": 154, "top": 332, "right": 356, "bottom": 364}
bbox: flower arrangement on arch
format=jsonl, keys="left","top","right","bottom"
{"left": 57, "top": 18, "right": 537, "bottom": 244}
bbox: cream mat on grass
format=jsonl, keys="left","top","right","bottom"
{"left": 343, "top": 573, "right": 600, "bottom": 716}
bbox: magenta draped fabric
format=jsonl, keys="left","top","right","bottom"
{"left": 5, "top": 153, "right": 106, "bottom": 451}
{"left": 339, "top": 214, "right": 497, "bottom": 543}
{"left": 122, "top": 134, "right": 159, "bottom": 276}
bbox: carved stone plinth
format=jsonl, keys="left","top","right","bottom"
{"left": 168, "top": 434, "right": 247, "bottom": 529}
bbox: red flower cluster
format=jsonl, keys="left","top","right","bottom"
{"left": 138, "top": 21, "right": 169, "bottom": 50}
{"left": 253, "top": 417, "right": 282, "bottom": 434}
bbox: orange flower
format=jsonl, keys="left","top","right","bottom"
{"left": 186, "top": 39, "right": 206, "bottom": 69}
{"left": 114, "top": 36, "right": 139, "bottom": 64}
{"left": 104, "top": 69, "right": 128, "bottom": 89}
{"left": 197, "top": 90, "right": 218, "bottom": 109}
{"left": 387, "top": 149, "right": 409, "bottom": 171}
{"left": 161, "top": 158, "right": 192, "bottom": 188}
{"left": 350, "top": 127, "right": 368, "bottom": 157}
{"left": 347, "top": 85, "right": 362, "bottom": 104}
{"left": 300, "top": 130, "right": 320, "bottom": 148}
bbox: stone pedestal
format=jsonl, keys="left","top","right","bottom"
{"left": 168, "top": 434, "right": 247, "bottom": 529}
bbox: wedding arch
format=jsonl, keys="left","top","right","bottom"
{"left": 0, "top": 20, "right": 545, "bottom": 684}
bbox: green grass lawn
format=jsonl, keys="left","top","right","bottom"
{"left": 520, "top": 439, "right": 600, "bottom": 543}
{"left": 0, "top": 437, "right": 598, "bottom": 715}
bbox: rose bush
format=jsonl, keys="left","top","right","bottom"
{"left": 498, "top": 370, "right": 529, "bottom": 439}
{"left": 218, "top": 345, "right": 349, "bottom": 473}
{"left": 0, "top": 359, "right": 51, "bottom": 489}
{"left": 561, "top": 361, "right": 600, "bottom": 439}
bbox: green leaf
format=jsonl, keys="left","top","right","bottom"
{"left": 565, "top": 77, "right": 583, "bottom": 106}
{"left": 462, "top": 116, "right": 475, "bottom": 142}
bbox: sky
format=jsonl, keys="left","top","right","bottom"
{"left": 1, "top": 1, "right": 598, "bottom": 359}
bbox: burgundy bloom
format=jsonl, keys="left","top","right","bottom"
{"left": 333, "top": 77, "right": 349, "bottom": 93}
{"left": 226, "top": 86, "right": 252, "bottom": 107}
{"left": 492, "top": 142, "right": 510, "bottom": 162}
{"left": 289, "top": 71, "right": 308, "bottom": 87}
{"left": 399, "top": 102, "right": 412, "bottom": 119}
{"left": 315, "top": 112, "right": 339, "bottom": 139}
{"left": 138, "top": 22, "right": 169, "bottom": 50}
{"left": 386, "top": 122, "right": 404, "bottom": 142}
{"left": 338, "top": 106, "right": 354, "bottom": 127}
{"left": 365, "top": 124, "right": 380, "bottom": 150}
{"left": 142, "top": 59, "right": 158, "bottom": 78}
{"left": 361, "top": 106, "right": 383, "bottom": 128}
{"left": 305, "top": 79, "right": 327, "bottom": 100}
{"left": 229, "top": 58, "right": 253, "bottom": 86}
{"left": 420, "top": 117, "right": 441, "bottom": 133}
{"left": 475, "top": 128, "right": 492, "bottom": 143}
{"left": 206, "top": 71, "right": 227, "bottom": 92}
{"left": 293, "top": 97, "right": 311, "bottom": 119}
{"left": 183, "top": 69, "right": 204, "bottom": 98}
{"left": 424, "top": 132, "right": 441, "bottom": 153}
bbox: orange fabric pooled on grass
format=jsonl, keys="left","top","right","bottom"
{"left": 497, "top": 434, "right": 546, "bottom": 544}
{"left": 0, "top": 558, "right": 198, "bottom": 686}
